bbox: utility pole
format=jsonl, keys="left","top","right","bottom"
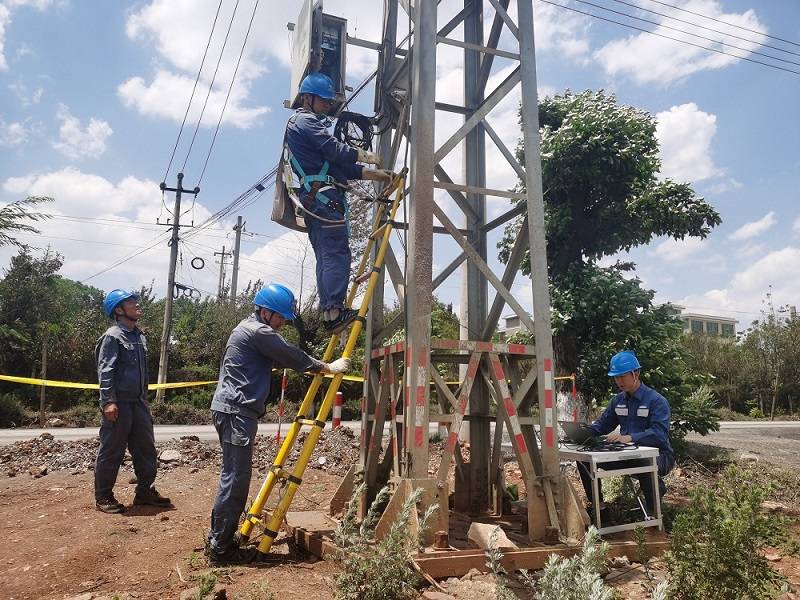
{"left": 230, "top": 216, "right": 245, "bottom": 304}
{"left": 155, "top": 172, "right": 199, "bottom": 402}
{"left": 214, "top": 246, "right": 232, "bottom": 299}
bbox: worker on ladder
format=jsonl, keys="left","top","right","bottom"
{"left": 205, "top": 283, "right": 350, "bottom": 565}
{"left": 285, "top": 72, "right": 393, "bottom": 334}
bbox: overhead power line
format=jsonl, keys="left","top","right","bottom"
{"left": 640, "top": 0, "right": 800, "bottom": 49}
{"left": 197, "top": 0, "right": 262, "bottom": 186}
{"left": 163, "top": 0, "right": 226, "bottom": 183}
{"left": 81, "top": 231, "right": 171, "bottom": 283}
{"left": 181, "top": 0, "right": 242, "bottom": 174}
{"left": 608, "top": 0, "right": 800, "bottom": 65}
{"left": 539, "top": 0, "right": 800, "bottom": 77}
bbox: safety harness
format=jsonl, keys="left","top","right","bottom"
{"left": 283, "top": 111, "right": 351, "bottom": 231}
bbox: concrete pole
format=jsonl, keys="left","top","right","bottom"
{"left": 216, "top": 246, "right": 227, "bottom": 298}
{"left": 155, "top": 173, "right": 183, "bottom": 403}
{"left": 230, "top": 216, "right": 243, "bottom": 303}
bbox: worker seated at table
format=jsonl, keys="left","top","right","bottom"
{"left": 577, "top": 350, "right": 675, "bottom": 516}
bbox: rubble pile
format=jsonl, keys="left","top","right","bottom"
{"left": 0, "top": 428, "right": 364, "bottom": 479}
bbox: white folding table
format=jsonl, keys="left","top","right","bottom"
{"left": 559, "top": 445, "right": 663, "bottom": 535}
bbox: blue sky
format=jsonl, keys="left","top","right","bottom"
{"left": 0, "top": 0, "right": 798, "bottom": 329}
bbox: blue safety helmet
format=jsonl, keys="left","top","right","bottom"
{"left": 103, "top": 289, "right": 139, "bottom": 319}
{"left": 253, "top": 283, "right": 297, "bottom": 320}
{"left": 298, "top": 72, "right": 336, "bottom": 101}
{"left": 608, "top": 350, "right": 642, "bottom": 376}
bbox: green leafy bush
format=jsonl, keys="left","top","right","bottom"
{"left": 333, "top": 483, "right": 437, "bottom": 600}
{"left": 665, "top": 465, "right": 787, "bottom": 599}
{"left": 0, "top": 393, "right": 26, "bottom": 427}
{"left": 531, "top": 526, "right": 615, "bottom": 600}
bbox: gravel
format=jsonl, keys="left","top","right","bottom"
{"left": 0, "top": 428, "right": 362, "bottom": 479}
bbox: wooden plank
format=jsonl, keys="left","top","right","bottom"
{"left": 414, "top": 540, "right": 671, "bottom": 579}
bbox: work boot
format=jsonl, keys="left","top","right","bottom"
{"left": 96, "top": 495, "right": 126, "bottom": 514}
{"left": 133, "top": 487, "right": 173, "bottom": 507}
{"left": 206, "top": 545, "right": 256, "bottom": 566}
{"left": 323, "top": 308, "right": 358, "bottom": 334}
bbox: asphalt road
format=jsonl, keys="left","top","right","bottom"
{"left": 3, "top": 420, "right": 800, "bottom": 450}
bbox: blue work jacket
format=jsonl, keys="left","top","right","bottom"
{"left": 210, "top": 314, "right": 325, "bottom": 420}
{"left": 589, "top": 382, "right": 674, "bottom": 455}
{"left": 285, "top": 108, "right": 363, "bottom": 207}
{"left": 95, "top": 323, "right": 148, "bottom": 408}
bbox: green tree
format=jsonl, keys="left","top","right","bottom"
{"left": 499, "top": 90, "right": 721, "bottom": 415}
{"left": 0, "top": 196, "right": 51, "bottom": 248}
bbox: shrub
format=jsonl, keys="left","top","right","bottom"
{"left": 150, "top": 399, "right": 210, "bottom": 425}
{"left": 749, "top": 406, "right": 765, "bottom": 419}
{"left": 531, "top": 526, "right": 615, "bottom": 600}
{"left": 333, "top": 483, "right": 437, "bottom": 600}
{"left": 665, "top": 465, "right": 787, "bottom": 599}
{"left": 490, "top": 526, "right": 615, "bottom": 600}
{"left": 0, "top": 393, "right": 26, "bottom": 427}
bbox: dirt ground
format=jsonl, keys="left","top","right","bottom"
{"left": 2, "top": 436, "right": 800, "bottom": 599}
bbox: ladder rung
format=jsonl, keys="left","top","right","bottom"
{"left": 370, "top": 222, "right": 391, "bottom": 239}
{"left": 294, "top": 416, "right": 326, "bottom": 429}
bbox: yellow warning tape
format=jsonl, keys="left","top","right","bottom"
{"left": 1, "top": 371, "right": 564, "bottom": 390}
{"left": 0, "top": 371, "right": 364, "bottom": 390}
{"left": 0, "top": 374, "right": 218, "bottom": 390}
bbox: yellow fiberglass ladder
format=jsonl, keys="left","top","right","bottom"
{"left": 239, "top": 169, "right": 407, "bottom": 555}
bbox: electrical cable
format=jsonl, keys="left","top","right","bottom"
{"left": 608, "top": 0, "right": 800, "bottom": 58}
{"left": 197, "top": 0, "right": 262, "bottom": 187}
{"left": 574, "top": 0, "right": 800, "bottom": 68}
{"left": 539, "top": 0, "right": 800, "bottom": 77}
{"left": 180, "top": 0, "right": 242, "bottom": 174}
{"left": 163, "top": 0, "right": 226, "bottom": 183}
{"left": 640, "top": 0, "right": 800, "bottom": 48}
{"left": 80, "top": 230, "right": 172, "bottom": 283}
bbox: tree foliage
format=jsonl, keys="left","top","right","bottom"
{"left": 0, "top": 196, "right": 52, "bottom": 248}
{"left": 499, "top": 90, "right": 721, "bottom": 421}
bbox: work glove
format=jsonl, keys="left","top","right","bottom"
{"left": 357, "top": 148, "right": 381, "bottom": 165}
{"left": 362, "top": 169, "right": 394, "bottom": 183}
{"left": 326, "top": 357, "right": 351, "bottom": 374}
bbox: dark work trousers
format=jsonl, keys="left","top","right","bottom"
{"left": 94, "top": 401, "right": 158, "bottom": 501}
{"left": 207, "top": 411, "right": 258, "bottom": 553}
{"left": 307, "top": 202, "right": 351, "bottom": 310}
{"left": 578, "top": 452, "right": 675, "bottom": 513}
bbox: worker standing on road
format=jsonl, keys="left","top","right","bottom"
{"left": 285, "top": 72, "right": 393, "bottom": 334}
{"left": 578, "top": 350, "right": 675, "bottom": 516}
{"left": 205, "top": 283, "right": 350, "bottom": 565}
{"left": 94, "top": 289, "right": 172, "bottom": 514}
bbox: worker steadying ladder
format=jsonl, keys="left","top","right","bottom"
{"left": 284, "top": 72, "right": 393, "bottom": 333}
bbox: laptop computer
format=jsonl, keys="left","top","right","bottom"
{"left": 559, "top": 420, "right": 597, "bottom": 444}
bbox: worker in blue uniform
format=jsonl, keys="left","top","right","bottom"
{"left": 205, "top": 283, "right": 351, "bottom": 565}
{"left": 578, "top": 350, "right": 675, "bottom": 515}
{"left": 94, "top": 289, "right": 172, "bottom": 514}
{"left": 285, "top": 72, "right": 393, "bottom": 334}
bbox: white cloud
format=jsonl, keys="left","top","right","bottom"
{"left": 51, "top": 104, "right": 113, "bottom": 160}
{"left": 0, "top": 117, "right": 40, "bottom": 146}
{"left": 679, "top": 247, "right": 800, "bottom": 324}
{"left": 652, "top": 236, "right": 707, "bottom": 262}
{"left": 794, "top": 216, "right": 800, "bottom": 236}
{"left": 729, "top": 211, "right": 776, "bottom": 241}
{"left": 0, "top": 5, "right": 10, "bottom": 71}
{"left": 118, "top": 70, "right": 268, "bottom": 130}
{"left": 6, "top": 0, "right": 59, "bottom": 8}
{"left": 707, "top": 178, "right": 742, "bottom": 194}
{"left": 8, "top": 81, "right": 43, "bottom": 106}
{"left": 656, "top": 103, "right": 720, "bottom": 182}
{"left": 593, "top": 0, "right": 769, "bottom": 85}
